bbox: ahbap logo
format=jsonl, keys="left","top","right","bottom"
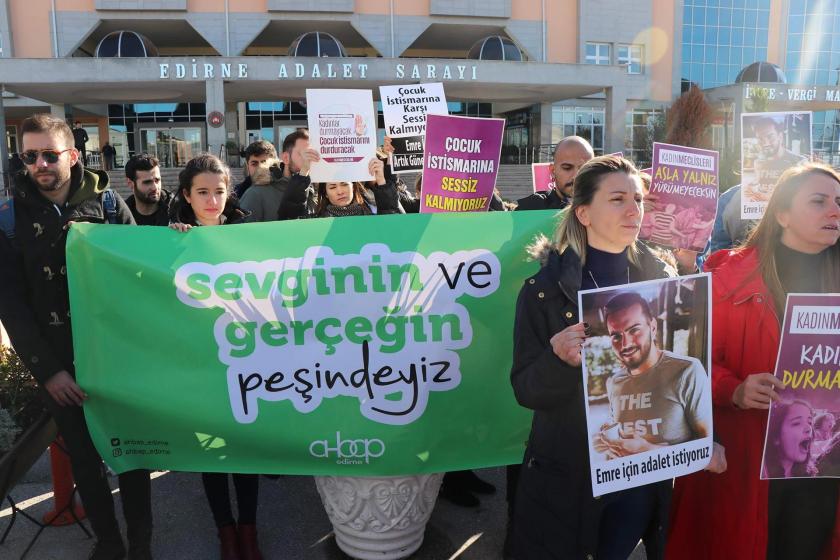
{"left": 309, "top": 432, "right": 386, "bottom": 465}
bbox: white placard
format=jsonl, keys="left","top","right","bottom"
{"left": 306, "top": 89, "right": 378, "bottom": 183}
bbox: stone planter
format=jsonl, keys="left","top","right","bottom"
{"left": 314, "top": 473, "right": 444, "bottom": 560}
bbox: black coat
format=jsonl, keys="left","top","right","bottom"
{"left": 510, "top": 238, "right": 674, "bottom": 560}
{"left": 0, "top": 164, "right": 134, "bottom": 384}
{"left": 515, "top": 188, "right": 568, "bottom": 211}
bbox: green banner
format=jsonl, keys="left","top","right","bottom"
{"left": 67, "top": 211, "right": 555, "bottom": 475}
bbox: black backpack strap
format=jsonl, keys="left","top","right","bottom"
{"left": 102, "top": 190, "right": 118, "bottom": 224}
{"left": 0, "top": 198, "right": 15, "bottom": 239}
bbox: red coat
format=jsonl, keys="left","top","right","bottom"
{"left": 666, "top": 247, "right": 840, "bottom": 560}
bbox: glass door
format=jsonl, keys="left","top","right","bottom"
{"left": 140, "top": 127, "right": 203, "bottom": 167}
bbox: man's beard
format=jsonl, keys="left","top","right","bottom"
{"left": 618, "top": 335, "right": 652, "bottom": 370}
{"left": 556, "top": 181, "right": 574, "bottom": 197}
{"left": 135, "top": 189, "right": 161, "bottom": 205}
{"left": 34, "top": 170, "right": 68, "bottom": 192}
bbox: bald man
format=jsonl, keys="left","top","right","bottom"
{"left": 516, "top": 136, "right": 594, "bottom": 211}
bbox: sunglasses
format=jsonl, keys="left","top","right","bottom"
{"left": 21, "top": 149, "right": 73, "bottom": 165}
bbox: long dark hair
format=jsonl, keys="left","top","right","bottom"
{"left": 742, "top": 162, "right": 840, "bottom": 312}
{"left": 764, "top": 399, "right": 814, "bottom": 478}
{"left": 171, "top": 153, "right": 235, "bottom": 225}
{"left": 314, "top": 181, "right": 366, "bottom": 216}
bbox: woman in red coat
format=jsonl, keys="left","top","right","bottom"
{"left": 666, "top": 163, "right": 840, "bottom": 559}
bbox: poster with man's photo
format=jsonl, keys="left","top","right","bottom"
{"left": 579, "top": 274, "right": 714, "bottom": 496}
{"left": 741, "top": 111, "right": 811, "bottom": 219}
{"left": 761, "top": 294, "right": 840, "bottom": 480}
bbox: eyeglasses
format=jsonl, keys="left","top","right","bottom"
{"left": 21, "top": 149, "right": 73, "bottom": 165}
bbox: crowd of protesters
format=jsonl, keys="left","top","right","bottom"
{"left": 1, "top": 113, "right": 839, "bottom": 560}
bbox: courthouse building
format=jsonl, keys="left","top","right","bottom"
{"left": 0, "top": 0, "right": 680, "bottom": 186}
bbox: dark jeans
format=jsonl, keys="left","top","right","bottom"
{"left": 596, "top": 484, "right": 658, "bottom": 560}
{"left": 768, "top": 478, "right": 839, "bottom": 560}
{"left": 41, "top": 388, "right": 152, "bottom": 547}
{"left": 201, "top": 473, "right": 259, "bottom": 528}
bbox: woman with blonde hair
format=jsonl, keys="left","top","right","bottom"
{"left": 510, "top": 155, "right": 675, "bottom": 559}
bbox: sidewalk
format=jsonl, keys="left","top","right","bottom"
{"left": 1, "top": 461, "right": 646, "bottom": 559}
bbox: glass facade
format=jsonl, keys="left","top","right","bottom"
{"left": 625, "top": 109, "right": 664, "bottom": 168}
{"left": 107, "top": 103, "right": 207, "bottom": 167}
{"left": 681, "top": 0, "right": 771, "bottom": 90}
{"left": 785, "top": 0, "right": 840, "bottom": 156}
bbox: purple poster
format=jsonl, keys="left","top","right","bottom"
{"left": 420, "top": 114, "right": 504, "bottom": 213}
{"left": 640, "top": 143, "right": 719, "bottom": 252}
{"left": 761, "top": 294, "right": 840, "bottom": 479}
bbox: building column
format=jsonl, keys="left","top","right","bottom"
{"left": 205, "top": 79, "right": 226, "bottom": 156}
{"left": 604, "top": 86, "right": 629, "bottom": 155}
{"left": 50, "top": 104, "right": 66, "bottom": 120}
{"left": 0, "top": 87, "right": 8, "bottom": 194}
{"left": 539, "top": 102, "right": 554, "bottom": 145}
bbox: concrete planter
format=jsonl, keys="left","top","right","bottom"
{"left": 314, "top": 473, "right": 444, "bottom": 560}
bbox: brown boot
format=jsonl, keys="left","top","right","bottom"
{"left": 237, "top": 524, "right": 264, "bottom": 560}
{"left": 218, "top": 524, "right": 241, "bottom": 560}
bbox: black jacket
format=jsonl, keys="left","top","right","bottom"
{"left": 515, "top": 188, "right": 568, "bottom": 211}
{"left": 510, "top": 237, "right": 674, "bottom": 560}
{"left": 126, "top": 189, "right": 174, "bottom": 227}
{"left": 277, "top": 175, "right": 401, "bottom": 219}
{"left": 0, "top": 164, "right": 134, "bottom": 384}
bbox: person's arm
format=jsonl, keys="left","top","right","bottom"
{"left": 368, "top": 159, "right": 400, "bottom": 215}
{"left": 113, "top": 191, "right": 136, "bottom": 225}
{"left": 238, "top": 188, "right": 265, "bottom": 222}
{"left": 510, "top": 287, "right": 585, "bottom": 410}
{"left": 0, "top": 235, "right": 66, "bottom": 385}
{"left": 277, "top": 174, "right": 312, "bottom": 220}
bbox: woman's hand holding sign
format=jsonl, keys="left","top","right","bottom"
{"left": 550, "top": 322, "right": 588, "bottom": 367}
{"left": 368, "top": 158, "right": 386, "bottom": 186}
{"left": 298, "top": 148, "right": 321, "bottom": 177}
{"left": 732, "top": 372, "right": 784, "bottom": 409}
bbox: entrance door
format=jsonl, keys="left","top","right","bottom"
{"left": 140, "top": 127, "right": 203, "bottom": 167}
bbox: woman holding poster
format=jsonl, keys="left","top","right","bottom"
{"left": 667, "top": 163, "right": 840, "bottom": 560}
{"left": 277, "top": 147, "right": 400, "bottom": 218}
{"left": 168, "top": 154, "right": 263, "bottom": 560}
{"left": 510, "top": 155, "right": 675, "bottom": 559}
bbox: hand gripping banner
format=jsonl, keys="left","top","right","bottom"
{"left": 67, "top": 211, "right": 555, "bottom": 475}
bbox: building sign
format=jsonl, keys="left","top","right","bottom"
{"left": 744, "top": 84, "right": 840, "bottom": 104}
{"left": 158, "top": 61, "right": 478, "bottom": 82}
{"left": 207, "top": 111, "right": 224, "bottom": 128}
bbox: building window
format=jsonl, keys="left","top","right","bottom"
{"left": 625, "top": 108, "right": 663, "bottom": 169}
{"left": 551, "top": 105, "right": 605, "bottom": 154}
{"left": 585, "top": 43, "right": 611, "bottom": 65}
{"left": 617, "top": 45, "right": 644, "bottom": 74}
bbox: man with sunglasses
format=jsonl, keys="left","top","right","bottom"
{"left": 0, "top": 114, "right": 151, "bottom": 560}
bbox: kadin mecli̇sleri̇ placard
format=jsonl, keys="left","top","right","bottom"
{"left": 761, "top": 294, "right": 840, "bottom": 480}
{"left": 640, "top": 142, "right": 719, "bottom": 252}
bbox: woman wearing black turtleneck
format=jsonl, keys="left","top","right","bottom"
{"left": 509, "top": 155, "right": 677, "bottom": 560}
{"left": 668, "top": 162, "right": 840, "bottom": 560}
